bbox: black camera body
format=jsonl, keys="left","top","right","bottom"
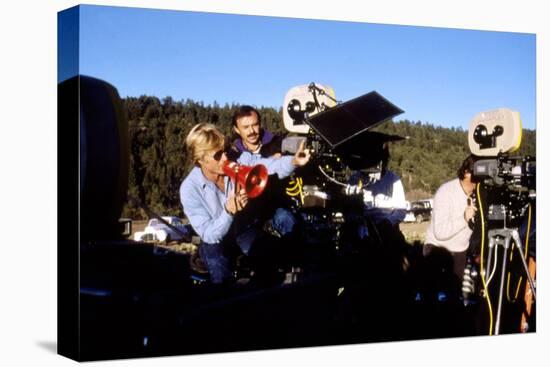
{"left": 474, "top": 155, "right": 535, "bottom": 190}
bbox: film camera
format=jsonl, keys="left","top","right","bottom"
{"left": 466, "top": 108, "right": 536, "bottom": 335}
{"left": 469, "top": 108, "right": 535, "bottom": 226}
{"left": 279, "top": 83, "right": 405, "bottom": 246}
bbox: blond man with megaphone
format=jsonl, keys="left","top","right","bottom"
{"left": 180, "top": 123, "right": 310, "bottom": 284}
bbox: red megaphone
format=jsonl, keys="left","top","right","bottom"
{"left": 223, "top": 161, "right": 269, "bottom": 198}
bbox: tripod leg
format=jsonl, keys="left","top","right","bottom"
{"left": 494, "top": 235, "right": 511, "bottom": 335}
{"left": 485, "top": 236, "right": 495, "bottom": 283}
{"left": 511, "top": 230, "right": 536, "bottom": 301}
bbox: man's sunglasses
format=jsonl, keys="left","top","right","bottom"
{"left": 210, "top": 142, "right": 231, "bottom": 161}
{"left": 211, "top": 149, "right": 225, "bottom": 161}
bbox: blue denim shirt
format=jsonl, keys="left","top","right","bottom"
{"left": 180, "top": 153, "right": 294, "bottom": 244}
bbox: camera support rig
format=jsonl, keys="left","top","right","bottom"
{"left": 484, "top": 227, "right": 536, "bottom": 335}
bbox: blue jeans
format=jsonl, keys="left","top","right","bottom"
{"left": 198, "top": 242, "right": 232, "bottom": 284}
{"left": 199, "top": 208, "right": 297, "bottom": 283}
{"left": 272, "top": 208, "right": 297, "bottom": 236}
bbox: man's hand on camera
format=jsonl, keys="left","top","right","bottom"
{"left": 292, "top": 139, "right": 311, "bottom": 167}
{"left": 225, "top": 187, "right": 248, "bottom": 215}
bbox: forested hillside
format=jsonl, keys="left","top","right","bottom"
{"left": 121, "top": 96, "right": 536, "bottom": 219}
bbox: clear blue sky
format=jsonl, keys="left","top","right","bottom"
{"left": 63, "top": 4, "right": 536, "bottom": 130}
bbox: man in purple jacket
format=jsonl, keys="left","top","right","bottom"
{"left": 229, "top": 105, "right": 285, "bottom": 159}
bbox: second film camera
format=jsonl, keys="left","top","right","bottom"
{"left": 467, "top": 108, "right": 536, "bottom": 335}
{"left": 469, "top": 108, "right": 536, "bottom": 227}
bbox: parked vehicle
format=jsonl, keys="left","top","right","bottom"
{"left": 408, "top": 199, "right": 433, "bottom": 223}
{"left": 403, "top": 201, "right": 416, "bottom": 223}
{"left": 133, "top": 216, "right": 193, "bottom": 243}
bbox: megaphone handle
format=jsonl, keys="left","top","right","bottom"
{"left": 233, "top": 165, "right": 239, "bottom": 196}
